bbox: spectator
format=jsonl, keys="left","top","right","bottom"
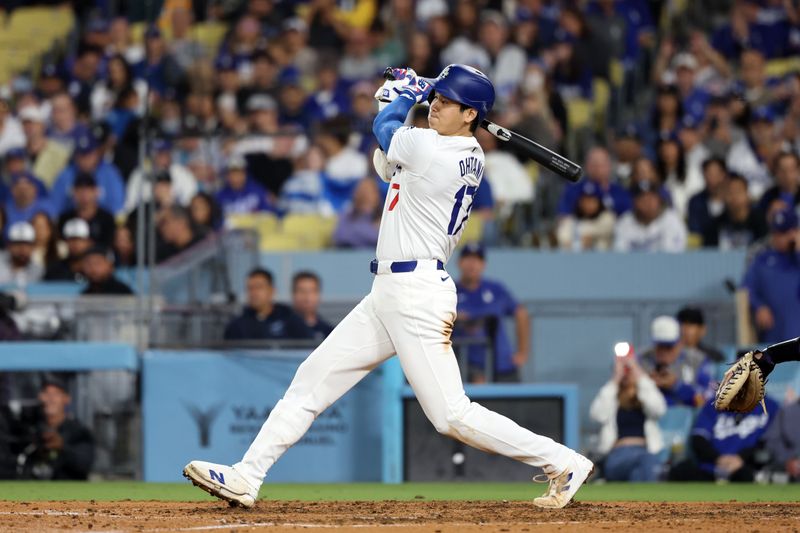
{"left": 4, "top": 172, "right": 52, "bottom": 228}
{"left": 727, "top": 107, "right": 784, "bottom": 200}
{"left": 475, "top": 128, "right": 532, "bottom": 220}
{"left": 742, "top": 207, "right": 800, "bottom": 343}
{"left": 556, "top": 180, "right": 616, "bottom": 251}
{"left": 134, "top": 26, "right": 184, "bottom": 96}
{"left": 19, "top": 105, "right": 70, "bottom": 188}
{"left": 759, "top": 151, "right": 800, "bottom": 215}
{"left": 189, "top": 192, "right": 222, "bottom": 236}
{"left": 317, "top": 116, "right": 368, "bottom": 214}
{"left": 45, "top": 218, "right": 92, "bottom": 282}
{"left": 703, "top": 173, "right": 767, "bottom": 250}
{"left": 477, "top": 11, "right": 526, "bottom": 105}
{"left": 0, "top": 222, "right": 43, "bottom": 285}
{"left": 658, "top": 132, "right": 702, "bottom": 219}
{"left": 47, "top": 93, "right": 82, "bottom": 149}
{"left": 224, "top": 268, "right": 311, "bottom": 341}
{"left": 291, "top": 271, "right": 333, "bottom": 341}
{"left": 677, "top": 115, "right": 711, "bottom": 198}
{"left": 650, "top": 85, "right": 682, "bottom": 145}
{"left": 50, "top": 131, "right": 125, "bottom": 215}
{"left": 639, "top": 316, "right": 714, "bottom": 407}
{"left": 81, "top": 246, "right": 133, "bottom": 295}
{"left": 236, "top": 94, "right": 306, "bottom": 196}
{"left": 764, "top": 398, "right": 800, "bottom": 482}
{"left": 612, "top": 125, "right": 645, "bottom": 184}
{"left": 589, "top": 349, "right": 666, "bottom": 482}
{"left": 558, "top": 147, "right": 631, "bottom": 217}
{"left": 156, "top": 206, "right": 202, "bottom": 263}
{"left": 676, "top": 307, "right": 725, "bottom": 364}
{"left": 215, "top": 154, "right": 276, "bottom": 217}
{"left": 687, "top": 157, "right": 729, "bottom": 238}
{"left": 0, "top": 98, "right": 24, "bottom": 158}
{"left": 18, "top": 377, "right": 94, "bottom": 480}
{"left": 614, "top": 182, "right": 688, "bottom": 252}
{"left": 454, "top": 244, "right": 530, "bottom": 383}
{"left": 169, "top": 7, "right": 206, "bottom": 71}
{"left": 57, "top": 173, "right": 115, "bottom": 248}
{"left": 90, "top": 54, "right": 146, "bottom": 121}
{"left": 332, "top": 178, "right": 381, "bottom": 248}
{"left": 124, "top": 138, "right": 198, "bottom": 215}
{"left": 30, "top": 211, "right": 59, "bottom": 269}
{"left": 669, "top": 396, "right": 778, "bottom": 482}
{"left": 113, "top": 225, "right": 136, "bottom": 268}
{"left": 278, "top": 146, "right": 332, "bottom": 216}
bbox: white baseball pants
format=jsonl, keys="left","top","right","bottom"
{"left": 233, "top": 269, "right": 574, "bottom": 490}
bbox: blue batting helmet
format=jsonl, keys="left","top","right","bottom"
{"left": 430, "top": 64, "right": 495, "bottom": 123}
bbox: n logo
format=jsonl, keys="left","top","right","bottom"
{"left": 186, "top": 403, "right": 224, "bottom": 448}
{"left": 209, "top": 469, "right": 226, "bottom": 485}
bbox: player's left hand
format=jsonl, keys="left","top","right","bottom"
{"left": 398, "top": 76, "right": 434, "bottom": 104}
{"left": 374, "top": 78, "right": 410, "bottom": 111}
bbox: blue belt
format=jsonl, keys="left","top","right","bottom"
{"left": 370, "top": 259, "right": 445, "bottom": 274}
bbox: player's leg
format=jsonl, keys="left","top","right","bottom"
{"left": 378, "top": 272, "right": 592, "bottom": 508}
{"left": 185, "top": 292, "right": 395, "bottom": 506}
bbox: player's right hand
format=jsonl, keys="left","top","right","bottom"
{"left": 398, "top": 76, "right": 434, "bottom": 104}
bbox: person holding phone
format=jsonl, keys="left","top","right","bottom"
{"left": 590, "top": 343, "right": 668, "bottom": 481}
{"left": 639, "top": 315, "right": 715, "bottom": 406}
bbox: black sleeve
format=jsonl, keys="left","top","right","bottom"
{"left": 702, "top": 218, "right": 721, "bottom": 247}
{"left": 55, "top": 425, "right": 94, "bottom": 480}
{"left": 690, "top": 434, "right": 720, "bottom": 463}
{"left": 223, "top": 317, "right": 239, "bottom": 340}
{"left": 287, "top": 314, "right": 314, "bottom": 340}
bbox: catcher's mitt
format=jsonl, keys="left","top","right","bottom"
{"left": 714, "top": 350, "right": 767, "bottom": 413}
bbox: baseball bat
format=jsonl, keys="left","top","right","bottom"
{"left": 480, "top": 120, "right": 582, "bottom": 182}
{"left": 380, "top": 68, "right": 583, "bottom": 182}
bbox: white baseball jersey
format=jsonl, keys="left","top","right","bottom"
{"left": 376, "top": 126, "right": 484, "bottom": 263}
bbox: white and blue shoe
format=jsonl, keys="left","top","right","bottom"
{"left": 183, "top": 460, "right": 258, "bottom": 508}
{"left": 532, "top": 454, "right": 594, "bottom": 509}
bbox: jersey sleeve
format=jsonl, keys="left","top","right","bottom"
{"left": 387, "top": 126, "right": 435, "bottom": 174}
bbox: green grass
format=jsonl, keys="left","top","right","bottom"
{"left": 0, "top": 482, "right": 798, "bottom": 503}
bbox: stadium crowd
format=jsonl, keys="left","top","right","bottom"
{"left": 0, "top": 0, "right": 796, "bottom": 268}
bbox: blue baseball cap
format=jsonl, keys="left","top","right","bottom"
{"left": 750, "top": 106, "right": 775, "bottom": 123}
{"left": 579, "top": 180, "right": 603, "bottom": 199}
{"left": 75, "top": 132, "right": 98, "bottom": 155}
{"left": 770, "top": 207, "right": 799, "bottom": 233}
{"left": 10, "top": 171, "right": 36, "bottom": 186}
{"left": 151, "top": 138, "right": 172, "bottom": 153}
{"left": 460, "top": 242, "right": 486, "bottom": 260}
{"left": 680, "top": 114, "right": 701, "bottom": 130}
{"left": 215, "top": 54, "right": 237, "bottom": 72}
{"left": 144, "top": 25, "right": 162, "bottom": 39}
{"left": 5, "top": 147, "right": 26, "bottom": 160}
{"left": 617, "top": 123, "right": 642, "bottom": 141}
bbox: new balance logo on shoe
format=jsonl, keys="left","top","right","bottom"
{"left": 209, "top": 470, "right": 225, "bottom": 484}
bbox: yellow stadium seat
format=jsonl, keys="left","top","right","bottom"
{"left": 191, "top": 22, "right": 228, "bottom": 54}
{"left": 225, "top": 212, "right": 279, "bottom": 251}
{"left": 459, "top": 215, "right": 484, "bottom": 245}
{"left": 566, "top": 98, "right": 593, "bottom": 131}
{"left": 686, "top": 232, "right": 703, "bottom": 250}
{"left": 592, "top": 78, "right": 611, "bottom": 133}
{"left": 766, "top": 57, "right": 800, "bottom": 78}
{"left": 609, "top": 59, "right": 624, "bottom": 89}
{"left": 130, "top": 22, "right": 147, "bottom": 44}
{"left": 260, "top": 233, "right": 307, "bottom": 251}
{"left": 280, "top": 214, "right": 338, "bottom": 249}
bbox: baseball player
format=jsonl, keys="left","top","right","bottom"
{"left": 184, "top": 64, "right": 594, "bottom": 509}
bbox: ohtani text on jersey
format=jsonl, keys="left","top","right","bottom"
{"left": 459, "top": 156, "right": 484, "bottom": 179}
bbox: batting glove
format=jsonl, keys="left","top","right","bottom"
{"left": 398, "top": 77, "right": 434, "bottom": 104}
{"left": 374, "top": 79, "right": 408, "bottom": 111}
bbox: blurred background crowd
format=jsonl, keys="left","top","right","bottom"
{"left": 0, "top": 0, "right": 798, "bottom": 265}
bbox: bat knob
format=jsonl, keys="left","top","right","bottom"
{"left": 383, "top": 67, "right": 395, "bottom": 80}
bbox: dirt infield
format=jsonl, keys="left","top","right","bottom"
{"left": 0, "top": 500, "right": 798, "bottom": 532}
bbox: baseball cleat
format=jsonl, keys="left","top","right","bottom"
{"left": 532, "top": 454, "right": 594, "bottom": 509}
{"left": 183, "top": 460, "right": 258, "bottom": 508}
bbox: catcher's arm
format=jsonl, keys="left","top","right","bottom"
{"left": 713, "top": 337, "right": 799, "bottom": 413}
